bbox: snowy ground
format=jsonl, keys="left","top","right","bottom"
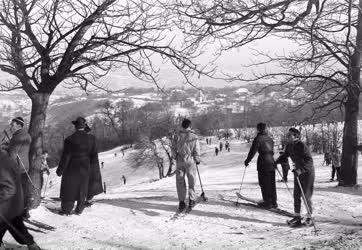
{"left": 3, "top": 139, "right": 362, "bottom": 249}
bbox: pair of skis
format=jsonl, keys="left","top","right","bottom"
{"left": 229, "top": 192, "right": 316, "bottom": 230}
{"left": 24, "top": 219, "right": 56, "bottom": 233}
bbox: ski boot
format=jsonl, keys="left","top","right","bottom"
{"left": 287, "top": 216, "right": 302, "bottom": 227}
{"left": 178, "top": 201, "right": 186, "bottom": 212}
{"left": 189, "top": 199, "right": 196, "bottom": 209}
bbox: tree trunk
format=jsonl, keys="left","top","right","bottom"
{"left": 28, "top": 92, "right": 51, "bottom": 209}
{"left": 340, "top": 1, "right": 362, "bottom": 186}
{"left": 340, "top": 95, "right": 359, "bottom": 186}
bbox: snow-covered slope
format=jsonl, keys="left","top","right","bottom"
{"left": 4, "top": 139, "right": 362, "bottom": 249}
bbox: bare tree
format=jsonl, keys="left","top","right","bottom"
{"left": 0, "top": 0, "right": 207, "bottom": 208}
{"left": 169, "top": 0, "right": 361, "bottom": 186}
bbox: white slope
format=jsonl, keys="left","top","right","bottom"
{"left": 3, "top": 139, "right": 362, "bottom": 250}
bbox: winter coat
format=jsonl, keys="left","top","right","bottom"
{"left": 6, "top": 128, "right": 32, "bottom": 173}
{"left": 245, "top": 131, "right": 275, "bottom": 172}
{"left": 56, "top": 130, "right": 98, "bottom": 202}
{"left": 0, "top": 150, "right": 24, "bottom": 221}
{"left": 276, "top": 140, "right": 314, "bottom": 174}
{"left": 278, "top": 155, "right": 290, "bottom": 170}
{"left": 331, "top": 150, "right": 341, "bottom": 168}
{"left": 87, "top": 158, "right": 103, "bottom": 200}
{"left": 172, "top": 128, "right": 200, "bottom": 164}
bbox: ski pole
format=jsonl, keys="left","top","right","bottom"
{"left": 275, "top": 166, "right": 293, "bottom": 199}
{"left": 236, "top": 166, "right": 247, "bottom": 205}
{"left": 3, "top": 130, "right": 40, "bottom": 195}
{"left": 295, "top": 174, "right": 318, "bottom": 234}
{"left": 195, "top": 163, "right": 208, "bottom": 201}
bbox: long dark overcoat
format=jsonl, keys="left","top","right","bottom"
{"left": 87, "top": 159, "right": 103, "bottom": 200}
{"left": 0, "top": 151, "right": 24, "bottom": 221}
{"left": 56, "top": 130, "right": 98, "bottom": 202}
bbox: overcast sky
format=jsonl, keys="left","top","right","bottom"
{"left": 0, "top": 36, "right": 295, "bottom": 94}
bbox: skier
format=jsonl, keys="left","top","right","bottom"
{"left": 122, "top": 175, "right": 126, "bottom": 185}
{"left": 278, "top": 151, "right": 290, "bottom": 182}
{"left": 330, "top": 147, "right": 341, "bottom": 182}
{"left": 0, "top": 151, "right": 41, "bottom": 250}
{"left": 206, "top": 138, "right": 209, "bottom": 145}
{"left": 215, "top": 147, "right": 219, "bottom": 156}
{"left": 172, "top": 118, "right": 201, "bottom": 211}
{"left": 244, "top": 123, "right": 277, "bottom": 209}
{"left": 219, "top": 141, "right": 223, "bottom": 152}
{"left": 225, "top": 141, "right": 230, "bottom": 152}
{"left": 101, "top": 162, "right": 104, "bottom": 169}
{"left": 4, "top": 117, "right": 32, "bottom": 219}
{"left": 40, "top": 150, "right": 50, "bottom": 197}
{"left": 324, "top": 151, "right": 332, "bottom": 167}
{"left": 276, "top": 128, "right": 315, "bottom": 227}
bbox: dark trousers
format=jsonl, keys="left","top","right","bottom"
{"left": 294, "top": 171, "right": 314, "bottom": 214}
{"left": 0, "top": 216, "right": 34, "bottom": 245}
{"left": 331, "top": 165, "right": 340, "bottom": 180}
{"left": 20, "top": 173, "right": 29, "bottom": 213}
{"left": 61, "top": 199, "right": 85, "bottom": 214}
{"left": 258, "top": 170, "right": 277, "bottom": 206}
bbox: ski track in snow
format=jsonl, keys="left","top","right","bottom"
{"left": 4, "top": 140, "right": 362, "bottom": 249}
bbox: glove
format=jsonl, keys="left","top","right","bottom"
{"left": 244, "top": 160, "right": 249, "bottom": 167}
{"left": 56, "top": 169, "right": 62, "bottom": 177}
{"left": 196, "top": 161, "right": 200, "bottom": 165}
{"left": 292, "top": 168, "right": 302, "bottom": 176}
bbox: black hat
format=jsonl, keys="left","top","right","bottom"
{"left": 289, "top": 127, "right": 301, "bottom": 137}
{"left": 72, "top": 116, "right": 86, "bottom": 128}
{"left": 256, "top": 122, "right": 266, "bottom": 132}
{"left": 12, "top": 117, "right": 25, "bottom": 127}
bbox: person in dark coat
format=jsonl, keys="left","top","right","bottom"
{"left": 4, "top": 117, "right": 32, "bottom": 219}
{"left": 84, "top": 125, "right": 103, "bottom": 207}
{"left": 215, "top": 147, "right": 219, "bottom": 156}
{"left": 0, "top": 151, "right": 40, "bottom": 250}
{"left": 56, "top": 117, "right": 99, "bottom": 215}
{"left": 330, "top": 147, "right": 341, "bottom": 182}
{"left": 278, "top": 151, "right": 290, "bottom": 182}
{"left": 276, "top": 128, "right": 315, "bottom": 227}
{"left": 244, "top": 123, "right": 277, "bottom": 209}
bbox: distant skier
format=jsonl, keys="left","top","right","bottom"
{"left": 225, "top": 141, "right": 230, "bottom": 152}
{"left": 330, "top": 147, "right": 341, "bottom": 182}
{"left": 101, "top": 161, "right": 104, "bottom": 169}
{"left": 172, "top": 118, "right": 201, "bottom": 211}
{"left": 40, "top": 150, "right": 50, "bottom": 197}
{"left": 219, "top": 142, "right": 223, "bottom": 152}
{"left": 206, "top": 138, "right": 209, "bottom": 144}
{"left": 114, "top": 153, "right": 117, "bottom": 157}
{"left": 121, "top": 148, "right": 125, "bottom": 157}
{"left": 215, "top": 147, "right": 219, "bottom": 156}
{"left": 122, "top": 175, "right": 126, "bottom": 185}
{"left": 276, "top": 128, "right": 315, "bottom": 227}
{"left": 244, "top": 123, "right": 277, "bottom": 209}
{"left": 324, "top": 151, "right": 332, "bottom": 166}
{"left": 278, "top": 151, "right": 290, "bottom": 182}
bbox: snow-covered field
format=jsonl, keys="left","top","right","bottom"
{"left": 4, "top": 139, "right": 362, "bottom": 249}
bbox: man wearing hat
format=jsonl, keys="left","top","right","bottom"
{"left": 56, "top": 117, "right": 99, "bottom": 215}
{"left": 4, "top": 117, "right": 32, "bottom": 218}
{"left": 244, "top": 122, "right": 277, "bottom": 209}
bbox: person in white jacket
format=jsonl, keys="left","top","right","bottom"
{"left": 172, "top": 118, "right": 201, "bottom": 211}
